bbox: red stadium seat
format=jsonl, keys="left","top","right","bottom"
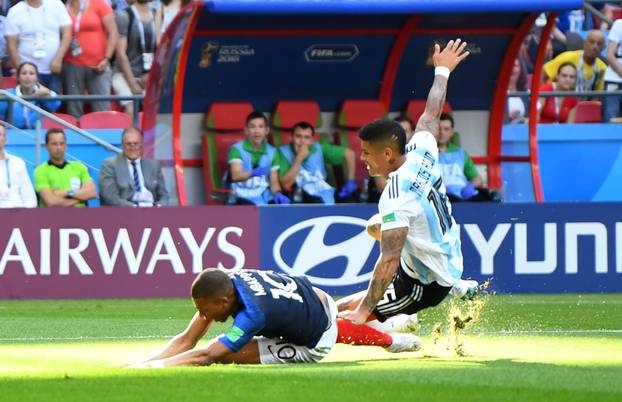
{"left": 202, "top": 102, "right": 254, "bottom": 204}
{"left": 205, "top": 102, "right": 253, "bottom": 131}
{"left": 43, "top": 113, "right": 79, "bottom": 129}
{"left": 335, "top": 100, "right": 387, "bottom": 188}
{"left": 610, "top": 7, "right": 622, "bottom": 22}
{"left": 271, "top": 100, "right": 322, "bottom": 146}
{"left": 79, "top": 111, "right": 133, "bottom": 129}
{"left": 405, "top": 99, "right": 453, "bottom": 123}
{"left": 573, "top": 101, "right": 602, "bottom": 123}
{"left": 1, "top": 75, "right": 17, "bottom": 89}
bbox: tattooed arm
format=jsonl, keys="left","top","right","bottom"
{"left": 338, "top": 227, "right": 408, "bottom": 325}
{"left": 415, "top": 38, "right": 470, "bottom": 137}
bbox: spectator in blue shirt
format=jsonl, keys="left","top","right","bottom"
{"left": 0, "top": 62, "right": 61, "bottom": 129}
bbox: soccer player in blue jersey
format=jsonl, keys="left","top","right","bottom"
{"left": 339, "top": 39, "right": 471, "bottom": 326}
{"left": 126, "top": 268, "right": 338, "bottom": 367}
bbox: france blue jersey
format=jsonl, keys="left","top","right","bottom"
{"left": 218, "top": 269, "right": 328, "bottom": 352}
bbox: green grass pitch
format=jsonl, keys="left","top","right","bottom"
{"left": 1, "top": 294, "right": 621, "bottom": 402}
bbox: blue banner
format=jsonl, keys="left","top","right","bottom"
{"left": 260, "top": 203, "right": 622, "bottom": 295}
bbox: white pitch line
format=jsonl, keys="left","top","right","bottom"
{"left": 0, "top": 329, "right": 620, "bottom": 342}
{"left": 0, "top": 334, "right": 175, "bottom": 342}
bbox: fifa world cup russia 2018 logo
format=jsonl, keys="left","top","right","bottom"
{"left": 199, "top": 41, "right": 219, "bottom": 68}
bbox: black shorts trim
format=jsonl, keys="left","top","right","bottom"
{"left": 373, "top": 261, "right": 452, "bottom": 322}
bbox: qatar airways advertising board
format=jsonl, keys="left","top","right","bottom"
{"left": 0, "top": 207, "right": 259, "bottom": 299}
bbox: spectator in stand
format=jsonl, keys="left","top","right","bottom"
{"left": 394, "top": 115, "right": 414, "bottom": 142}
{"left": 437, "top": 114, "right": 500, "bottom": 202}
{"left": 5, "top": 0, "right": 71, "bottom": 95}
{"left": 113, "top": 0, "right": 155, "bottom": 118}
{"left": 34, "top": 128, "right": 97, "bottom": 207}
{"left": 603, "top": 19, "right": 622, "bottom": 122}
{"left": 63, "top": 0, "right": 119, "bottom": 118}
{"left": 277, "top": 121, "right": 357, "bottom": 204}
{"left": 507, "top": 58, "right": 528, "bottom": 124}
{"left": 543, "top": 30, "right": 606, "bottom": 92}
{"left": 154, "top": 0, "right": 190, "bottom": 44}
{"left": 0, "top": 62, "right": 61, "bottom": 129}
{"left": 226, "top": 112, "right": 289, "bottom": 205}
{"left": 0, "top": 125, "right": 37, "bottom": 208}
{"left": 99, "top": 127, "right": 169, "bottom": 206}
{"left": 538, "top": 62, "right": 579, "bottom": 123}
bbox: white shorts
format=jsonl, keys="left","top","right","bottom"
{"left": 257, "top": 289, "right": 337, "bottom": 364}
{"left": 111, "top": 72, "right": 144, "bottom": 106}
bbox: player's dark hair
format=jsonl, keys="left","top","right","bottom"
{"left": 246, "top": 111, "right": 269, "bottom": 127}
{"left": 291, "top": 121, "right": 315, "bottom": 134}
{"left": 358, "top": 118, "right": 406, "bottom": 155}
{"left": 45, "top": 128, "right": 66, "bottom": 144}
{"left": 440, "top": 113, "right": 454, "bottom": 128}
{"left": 191, "top": 268, "right": 234, "bottom": 300}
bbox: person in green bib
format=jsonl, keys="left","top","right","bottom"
{"left": 437, "top": 114, "right": 500, "bottom": 202}
{"left": 34, "top": 128, "right": 97, "bottom": 207}
{"left": 277, "top": 121, "right": 357, "bottom": 204}
{"left": 227, "top": 112, "right": 289, "bottom": 205}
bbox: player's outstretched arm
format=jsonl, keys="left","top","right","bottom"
{"left": 415, "top": 39, "right": 470, "bottom": 136}
{"left": 338, "top": 227, "right": 408, "bottom": 325}
{"left": 120, "top": 312, "right": 211, "bottom": 367}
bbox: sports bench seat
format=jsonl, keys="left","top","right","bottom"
{"left": 270, "top": 100, "right": 322, "bottom": 146}
{"left": 201, "top": 102, "right": 253, "bottom": 204}
{"left": 334, "top": 99, "right": 387, "bottom": 188}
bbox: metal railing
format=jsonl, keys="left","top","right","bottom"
{"left": 0, "top": 89, "right": 123, "bottom": 167}
{"left": 0, "top": 93, "right": 144, "bottom": 127}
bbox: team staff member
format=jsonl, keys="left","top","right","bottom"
{"left": 34, "top": 128, "right": 97, "bottom": 207}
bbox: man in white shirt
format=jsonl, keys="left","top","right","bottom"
{"left": 338, "top": 39, "right": 470, "bottom": 326}
{"left": 5, "top": 0, "right": 72, "bottom": 94}
{"left": 603, "top": 19, "right": 622, "bottom": 122}
{"left": 0, "top": 125, "right": 37, "bottom": 208}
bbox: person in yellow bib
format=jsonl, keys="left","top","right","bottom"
{"left": 34, "top": 128, "right": 97, "bottom": 207}
{"left": 543, "top": 30, "right": 606, "bottom": 92}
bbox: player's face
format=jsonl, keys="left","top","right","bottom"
{"left": 360, "top": 140, "right": 389, "bottom": 177}
{"left": 245, "top": 118, "right": 269, "bottom": 148}
{"left": 193, "top": 296, "right": 231, "bottom": 323}
{"left": 438, "top": 120, "right": 454, "bottom": 146}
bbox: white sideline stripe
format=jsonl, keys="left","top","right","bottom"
{"left": 0, "top": 335, "right": 175, "bottom": 342}
{"left": 480, "top": 329, "right": 622, "bottom": 335}
{"left": 0, "top": 329, "right": 621, "bottom": 342}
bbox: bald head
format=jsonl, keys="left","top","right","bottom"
{"left": 584, "top": 30, "right": 605, "bottom": 62}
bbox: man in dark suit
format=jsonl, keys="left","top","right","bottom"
{"left": 99, "top": 127, "right": 169, "bottom": 206}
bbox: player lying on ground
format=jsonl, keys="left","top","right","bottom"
{"left": 124, "top": 268, "right": 339, "bottom": 367}
{"left": 122, "top": 268, "right": 419, "bottom": 368}
{"left": 338, "top": 38, "right": 471, "bottom": 327}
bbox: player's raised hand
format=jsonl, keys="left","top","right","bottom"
{"left": 432, "top": 38, "right": 470, "bottom": 72}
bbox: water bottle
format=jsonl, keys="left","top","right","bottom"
{"left": 293, "top": 186, "right": 303, "bottom": 203}
{"left": 360, "top": 178, "right": 369, "bottom": 203}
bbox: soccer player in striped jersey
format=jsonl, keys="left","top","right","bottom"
{"left": 338, "top": 39, "right": 470, "bottom": 328}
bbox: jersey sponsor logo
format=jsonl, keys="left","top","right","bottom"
{"left": 225, "top": 325, "right": 245, "bottom": 343}
{"left": 382, "top": 212, "right": 396, "bottom": 223}
{"left": 272, "top": 216, "right": 375, "bottom": 286}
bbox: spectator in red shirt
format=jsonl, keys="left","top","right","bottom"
{"left": 538, "top": 61, "right": 579, "bottom": 123}
{"left": 63, "top": 0, "right": 119, "bottom": 118}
